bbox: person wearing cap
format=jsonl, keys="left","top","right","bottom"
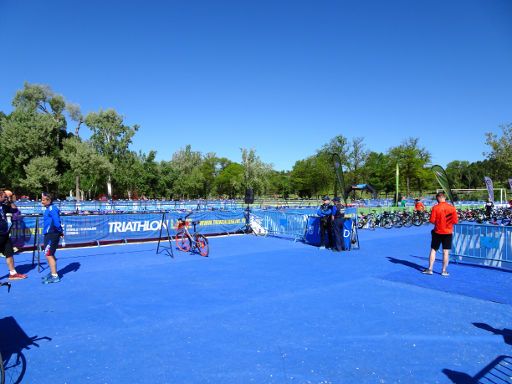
{"left": 422, "top": 192, "right": 458, "bottom": 277}
{"left": 0, "top": 189, "right": 27, "bottom": 280}
{"left": 331, "top": 197, "right": 345, "bottom": 251}
{"left": 317, "top": 196, "right": 334, "bottom": 250}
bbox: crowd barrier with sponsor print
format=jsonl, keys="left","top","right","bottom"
{"left": 9, "top": 211, "right": 246, "bottom": 248}
{"left": 451, "top": 223, "right": 512, "bottom": 270}
{"left": 9, "top": 207, "right": 360, "bottom": 250}
{"left": 249, "top": 207, "right": 359, "bottom": 248}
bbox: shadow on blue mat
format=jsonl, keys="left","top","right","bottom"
{"left": 473, "top": 322, "right": 512, "bottom": 346}
{"left": 387, "top": 257, "right": 424, "bottom": 272}
{"left": 0, "top": 316, "right": 52, "bottom": 384}
{"left": 0, "top": 262, "right": 37, "bottom": 280}
{"left": 382, "top": 257, "right": 512, "bottom": 305}
{"left": 444, "top": 355, "right": 512, "bottom": 384}
{"left": 58, "top": 261, "right": 81, "bottom": 276}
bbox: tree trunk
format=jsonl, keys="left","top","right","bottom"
{"left": 75, "top": 175, "right": 81, "bottom": 201}
{"left": 107, "top": 175, "right": 113, "bottom": 200}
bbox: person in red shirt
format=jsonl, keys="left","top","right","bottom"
{"left": 414, "top": 199, "right": 425, "bottom": 211}
{"left": 422, "top": 192, "right": 458, "bottom": 277}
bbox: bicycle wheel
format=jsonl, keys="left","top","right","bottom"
{"left": 382, "top": 218, "right": 393, "bottom": 229}
{"left": 195, "top": 234, "right": 209, "bottom": 257}
{"left": 175, "top": 231, "right": 192, "bottom": 252}
{"left": 0, "top": 351, "right": 4, "bottom": 384}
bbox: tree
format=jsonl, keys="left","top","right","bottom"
{"left": 0, "top": 83, "right": 67, "bottom": 187}
{"left": 290, "top": 156, "right": 332, "bottom": 198}
{"left": 61, "top": 137, "right": 112, "bottom": 199}
{"left": 240, "top": 148, "right": 272, "bottom": 195}
{"left": 485, "top": 123, "right": 512, "bottom": 182}
{"left": 170, "top": 145, "right": 204, "bottom": 198}
{"left": 85, "top": 109, "right": 139, "bottom": 197}
{"left": 213, "top": 163, "right": 244, "bottom": 198}
{"left": 388, "top": 138, "right": 431, "bottom": 196}
{"left": 19, "top": 156, "right": 60, "bottom": 195}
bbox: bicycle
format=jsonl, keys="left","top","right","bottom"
{"left": 1, "top": 281, "right": 11, "bottom": 384}
{"left": 175, "top": 212, "right": 209, "bottom": 257}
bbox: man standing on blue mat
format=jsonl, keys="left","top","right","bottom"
{"left": 317, "top": 196, "right": 334, "bottom": 250}
{"left": 41, "top": 193, "right": 63, "bottom": 284}
{"left": 422, "top": 192, "right": 458, "bottom": 277}
{"left": 331, "top": 197, "right": 345, "bottom": 251}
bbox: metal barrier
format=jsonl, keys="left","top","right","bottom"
{"left": 250, "top": 210, "right": 309, "bottom": 241}
{"left": 452, "top": 223, "right": 512, "bottom": 269}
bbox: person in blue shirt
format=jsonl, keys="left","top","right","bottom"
{"left": 317, "top": 196, "right": 334, "bottom": 249}
{"left": 41, "top": 192, "right": 63, "bottom": 284}
{"left": 331, "top": 197, "right": 346, "bottom": 251}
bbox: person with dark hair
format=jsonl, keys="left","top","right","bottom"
{"left": 422, "top": 192, "right": 458, "bottom": 277}
{"left": 485, "top": 199, "right": 494, "bottom": 219}
{"left": 0, "top": 190, "right": 27, "bottom": 280}
{"left": 331, "top": 197, "right": 345, "bottom": 251}
{"left": 41, "top": 192, "right": 63, "bottom": 284}
{"left": 414, "top": 199, "right": 425, "bottom": 211}
{"left": 317, "top": 196, "right": 334, "bottom": 250}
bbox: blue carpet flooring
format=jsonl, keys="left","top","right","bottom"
{"left": 1, "top": 226, "right": 511, "bottom": 383}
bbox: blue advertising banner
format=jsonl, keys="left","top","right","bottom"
{"left": 304, "top": 217, "right": 354, "bottom": 250}
{"left": 11, "top": 211, "right": 246, "bottom": 248}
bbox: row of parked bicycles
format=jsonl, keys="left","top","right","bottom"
{"left": 357, "top": 207, "right": 512, "bottom": 229}
{"left": 357, "top": 210, "right": 431, "bottom": 229}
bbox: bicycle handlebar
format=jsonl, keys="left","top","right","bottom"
{"left": 1, "top": 281, "right": 11, "bottom": 293}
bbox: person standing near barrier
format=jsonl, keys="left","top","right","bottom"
{"left": 422, "top": 192, "right": 458, "bottom": 277}
{"left": 331, "top": 197, "right": 345, "bottom": 252}
{"left": 414, "top": 199, "right": 425, "bottom": 211}
{"left": 317, "top": 196, "right": 334, "bottom": 250}
{"left": 41, "top": 193, "right": 63, "bottom": 284}
{"left": 0, "top": 190, "right": 27, "bottom": 280}
{"left": 485, "top": 199, "right": 494, "bottom": 219}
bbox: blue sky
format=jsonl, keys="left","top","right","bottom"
{"left": 1, "top": 0, "right": 511, "bottom": 171}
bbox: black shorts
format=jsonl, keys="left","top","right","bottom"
{"left": 44, "top": 233, "right": 61, "bottom": 257}
{"left": 431, "top": 231, "right": 453, "bottom": 251}
{"left": 0, "top": 234, "right": 14, "bottom": 257}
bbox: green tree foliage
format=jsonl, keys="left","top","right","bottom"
{"left": 388, "top": 138, "right": 432, "bottom": 195}
{"left": 19, "top": 156, "right": 60, "bottom": 194}
{"left": 485, "top": 124, "right": 512, "bottom": 183}
{"left": 85, "top": 109, "right": 139, "bottom": 197}
{"left": 61, "top": 137, "right": 113, "bottom": 198}
{"left": 1, "top": 83, "right": 510, "bottom": 200}
{"left": 170, "top": 145, "right": 204, "bottom": 199}
{"left": 213, "top": 163, "right": 244, "bottom": 198}
{"left": 290, "top": 156, "right": 332, "bottom": 198}
{"left": 0, "top": 83, "right": 67, "bottom": 186}
{"left": 241, "top": 148, "right": 272, "bottom": 195}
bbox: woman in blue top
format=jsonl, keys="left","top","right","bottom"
{"left": 317, "top": 196, "right": 334, "bottom": 249}
{"left": 41, "top": 193, "right": 63, "bottom": 284}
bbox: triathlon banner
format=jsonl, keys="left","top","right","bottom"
{"left": 10, "top": 211, "right": 245, "bottom": 248}
{"left": 484, "top": 176, "right": 494, "bottom": 202}
{"left": 431, "top": 165, "right": 455, "bottom": 202}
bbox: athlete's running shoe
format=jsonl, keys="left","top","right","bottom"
{"left": 42, "top": 275, "right": 61, "bottom": 284}
{"left": 421, "top": 269, "right": 433, "bottom": 275}
{"left": 8, "top": 273, "right": 28, "bottom": 280}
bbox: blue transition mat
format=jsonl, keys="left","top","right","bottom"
{"left": 1, "top": 226, "right": 511, "bottom": 383}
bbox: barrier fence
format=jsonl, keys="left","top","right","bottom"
{"left": 10, "top": 211, "right": 246, "bottom": 248}
{"left": 452, "top": 223, "right": 512, "bottom": 270}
